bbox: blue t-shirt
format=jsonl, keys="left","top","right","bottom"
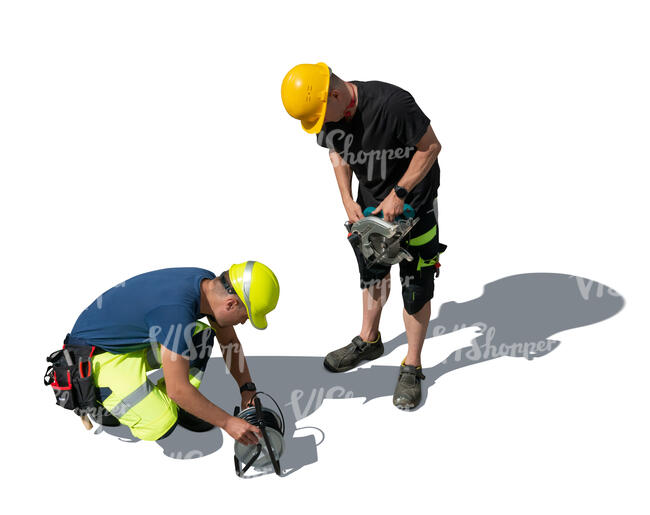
{"left": 70, "top": 267, "right": 216, "bottom": 355}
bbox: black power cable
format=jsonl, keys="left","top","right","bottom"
{"left": 242, "top": 391, "right": 284, "bottom": 434}
{"left": 238, "top": 406, "right": 282, "bottom": 434}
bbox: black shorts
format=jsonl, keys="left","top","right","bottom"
{"left": 351, "top": 197, "right": 446, "bottom": 314}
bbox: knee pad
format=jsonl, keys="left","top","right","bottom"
{"left": 401, "top": 269, "right": 435, "bottom": 315}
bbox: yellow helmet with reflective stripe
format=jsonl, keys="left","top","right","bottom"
{"left": 281, "top": 62, "right": 331, "bottom": 134}
{"left": 228, "top": 261, "right": 279, "bottom": 330}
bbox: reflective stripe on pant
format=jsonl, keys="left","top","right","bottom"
{"left": 92, "top": 321, "right": 215, "bottom": 441}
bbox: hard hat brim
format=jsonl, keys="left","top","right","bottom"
{"left": 301, "top": 112, "right": 326, "bottom": 134}
{"left": 249, "top": 311, "right": 268, "bottom": 330}
{"left": 300, "top": 62, "right": 330, "bottom": 134}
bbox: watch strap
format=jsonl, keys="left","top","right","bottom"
{"left": 239, "top": 382, "right": 256, "bottom": 393}
{"left": 394, "top": 185, "right": 408, "bottom": 198}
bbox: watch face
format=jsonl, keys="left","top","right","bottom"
{"left": 395, "top": 186, "right": 407, "bottom": 198}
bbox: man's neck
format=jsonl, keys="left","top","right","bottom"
{"left": 344, "top": 81, "right": 358, "bottom": 119}
{"left": 199, "top": 278, "right": 217, "bottom": 317}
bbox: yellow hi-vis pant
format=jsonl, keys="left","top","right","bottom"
{"left": 91, "top": 321, "right": 215, "bottom": 441}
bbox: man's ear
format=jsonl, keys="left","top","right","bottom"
{"left": 226, "top": 297, "right": 240, "bottom": 312}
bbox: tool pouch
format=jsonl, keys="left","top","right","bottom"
{"left": 44, "top": 335, "right": 100, "bottom": 416}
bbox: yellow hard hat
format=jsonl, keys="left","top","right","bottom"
{"left": 228, "top": 261, "right": 280, "bottom": 330}
{"left": 281, "top": 62, "right": 331, "bottom": 134}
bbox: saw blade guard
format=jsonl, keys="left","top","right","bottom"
{"left": 348, "top": 215, "right": 420, "bottom": 266}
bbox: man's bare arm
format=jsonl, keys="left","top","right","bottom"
{"left": 208, "top": 322, "right": 253, "bottom": 387}
{"left": 329, "top": 150, "right": 364, "bottom": 222}
{"left": 372, "top": 126, "right": 442, "bottom": 221}
{"left": 161, "top": 346, "right": 260, "bottom": 444}
{"left": 207, "top": 320, "right": 260, "bottom": 409}
{"left": 396, "top": 125, "right": 441, "bottom": 192}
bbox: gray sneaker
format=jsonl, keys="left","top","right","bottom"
{"left": 323, "top": 334, "right": 384, "bottom": 373}
{"left": 393, "top": 364, "right": 425, "bottom": 410}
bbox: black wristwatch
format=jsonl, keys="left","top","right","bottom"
{"left": 394, "top": 185, "right": 408, "bottom": 199}
{"left": 239, "top": 382, "right": 256, "bottom": 393}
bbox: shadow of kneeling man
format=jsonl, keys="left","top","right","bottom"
{"left": 99, "top": 272, "right": 624, "bottom": 475}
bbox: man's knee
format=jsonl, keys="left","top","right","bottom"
{"left": 359, "top": 268, "right": 391, "bottom": 290}
{"left": 361, "top": 272, "right": 391, "bottom": 295}
{"left": 401, "top": 272, "right": 434, "bottom": 315}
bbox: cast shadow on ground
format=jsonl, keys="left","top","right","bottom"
{"left": 99, "top": 272, "right": 624, "bottom": 475}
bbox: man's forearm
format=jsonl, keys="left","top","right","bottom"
{"left": 397, "top": 146, "right": 441, "bottom": 193}
{"left": 330, "top": 151, "right": 355, "bottom": 205}
{"left": 220, "top": 341, "right": 253, "bottom": 386}
{"left": 397, "top": 125, "right": 442, "bottom": 193}
{"left": 209, "top": 322, "right": 253, "bottom": 387}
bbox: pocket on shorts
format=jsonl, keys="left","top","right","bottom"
{"left": 126, "top": 382, "right": 177, "bottom": 441}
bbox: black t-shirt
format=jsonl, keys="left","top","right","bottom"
{"left": 317, "top": 80, "right": 439, "bottom": 213}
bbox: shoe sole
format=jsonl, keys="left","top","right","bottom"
{"left": 394, "top": 401, "right": 416, "bottom": 411}
{"left": 323, "top": 350, "right": 383, "bottom": 373}
{"left": 393, "top": 394, "right": 422, "bottom": 411}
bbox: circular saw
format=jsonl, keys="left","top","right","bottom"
{"left": 345, "top": 204, "right": 419, "bottom": 266}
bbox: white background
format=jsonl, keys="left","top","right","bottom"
{"left": 1, "top": 0, "right": 648, "bottom": 513}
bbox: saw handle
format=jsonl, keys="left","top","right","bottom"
{"left": 362, "top": 203, "right": 415, "bottom": 220}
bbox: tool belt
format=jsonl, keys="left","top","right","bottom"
{"left": 43, "top": 335, "right": 103, "bottom": 416}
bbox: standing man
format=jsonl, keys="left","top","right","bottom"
{"left": 281, "top": 63, "right": 445, "bottom": 410}
{"left": 66, "top": 262, "right": 279, "bottom": 442}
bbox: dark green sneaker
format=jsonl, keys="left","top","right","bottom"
{"left": 393, "top": 364, "right": 425, "bottom": 410}
{"left": 323, "top": 334, "right": 384, "bottom": 373}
